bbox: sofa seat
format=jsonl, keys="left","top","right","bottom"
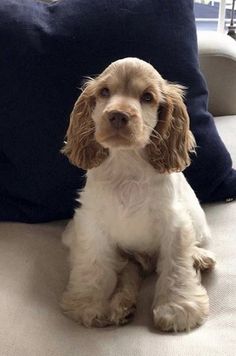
{"left": 0, "top": 114, "right": 235, "bottom": 356}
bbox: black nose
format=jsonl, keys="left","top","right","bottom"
{"left": 108, "top": 111, "right": 129, "bottom": 129}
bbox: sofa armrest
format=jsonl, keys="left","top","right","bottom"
{"left": 197, "top": 31, "right": 236, "bottom": 117}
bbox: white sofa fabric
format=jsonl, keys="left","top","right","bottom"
{"left": 0, "top": 32, "right": 235, "bottom": 356}
{"left": 198, "top": 31, "right": 236, "bottom": 117}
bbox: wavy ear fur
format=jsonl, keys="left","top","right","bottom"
{"left": 61, "top": 80, "right": 109, "bottom": 170}
{"left": 145, "top": 83, "right": 196, "bottom": 173}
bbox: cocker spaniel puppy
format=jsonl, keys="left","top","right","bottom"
{"left": 61, "top": 58, "right": 216, "bottom": 332}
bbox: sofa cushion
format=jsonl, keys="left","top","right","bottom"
{"left": 0, "top": 194, "right": 235, "bottom": 355}
{"left": 0, "top": 0, "right": 235, "bottom": 222}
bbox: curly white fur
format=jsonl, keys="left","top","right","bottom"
{"left": 61, "top": 58, "right": 216, "bottom": 331}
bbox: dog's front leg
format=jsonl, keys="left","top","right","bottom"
{"left": 61, "top": 222, "right": 124, "bottom": 327}
{"left": 109, "top": 261, "right": 143, "bottom": 325}
{"left": 152, "top": 224, "right": 209, "bottom": 332}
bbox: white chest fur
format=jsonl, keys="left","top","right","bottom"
{"left": 79, "top": 150, "right": 180, "bottom": 253}
{"left": 115, "top": 177, "right": 150, "bottom": 215}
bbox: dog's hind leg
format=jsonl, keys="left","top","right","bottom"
{"left": 193, "top": 246, "right": 216, "bottom": 271}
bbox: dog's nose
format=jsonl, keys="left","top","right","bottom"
{"left": 108, "top": 111, "right": 129, "bottom": 129}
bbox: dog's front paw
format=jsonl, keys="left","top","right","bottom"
{"left": 109, "top": 291, "right": 137, "bottom": 326}
{"left": 153, "top": 289, "right": 209, "bottom": 332}
{"left": 61, "top": 292, "right": 111, "bottom": 327}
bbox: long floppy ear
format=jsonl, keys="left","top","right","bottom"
{"left": 145, "top": 83, "right": 196, "bottom": 173}
{"left": 61, "top": 79, "right": 109, "bottom": 170}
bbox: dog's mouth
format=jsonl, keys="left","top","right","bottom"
{"left": 96, "top": 130, "right": 138, "bottom": 148}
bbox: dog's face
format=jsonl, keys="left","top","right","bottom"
{"left": 91, "top": 58, "right": 163, "bottom": 150}
{"left": 62, "top": 58, "right": 195, "bottom": 171}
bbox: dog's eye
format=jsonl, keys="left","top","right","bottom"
{"left": 100, "top": 87, "right": 110, "bottom": 98}
{"left": 141, "top": 92, "right": 153, "bottom": 103}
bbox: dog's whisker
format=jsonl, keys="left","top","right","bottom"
{"left": 143, "top": 123, "right": 163, "bottom": 141}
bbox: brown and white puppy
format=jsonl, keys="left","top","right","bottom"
{"left": 61, "top": 58, "right": 215, "bottom": 331}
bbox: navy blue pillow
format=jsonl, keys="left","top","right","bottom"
{"left": 0, "top": 0, "right": 235, "bottom": 223}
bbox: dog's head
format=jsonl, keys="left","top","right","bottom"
{"left": 62, "top": 58, "right": 195, "bottom": 172}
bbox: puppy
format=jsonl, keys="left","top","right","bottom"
{"left": 61, "top": 58, "right": 215, "bottom": 331}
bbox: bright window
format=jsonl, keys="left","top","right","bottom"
{"left": 194, "top": 0, "right": 235, "bottom": 32}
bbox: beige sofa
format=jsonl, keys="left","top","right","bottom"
{"left": 0, "top": 32, "right": 235, "bottom": 356}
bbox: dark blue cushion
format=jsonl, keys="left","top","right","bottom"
{"left": 0, "top": 0, "right": 235, "bottom": 223}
